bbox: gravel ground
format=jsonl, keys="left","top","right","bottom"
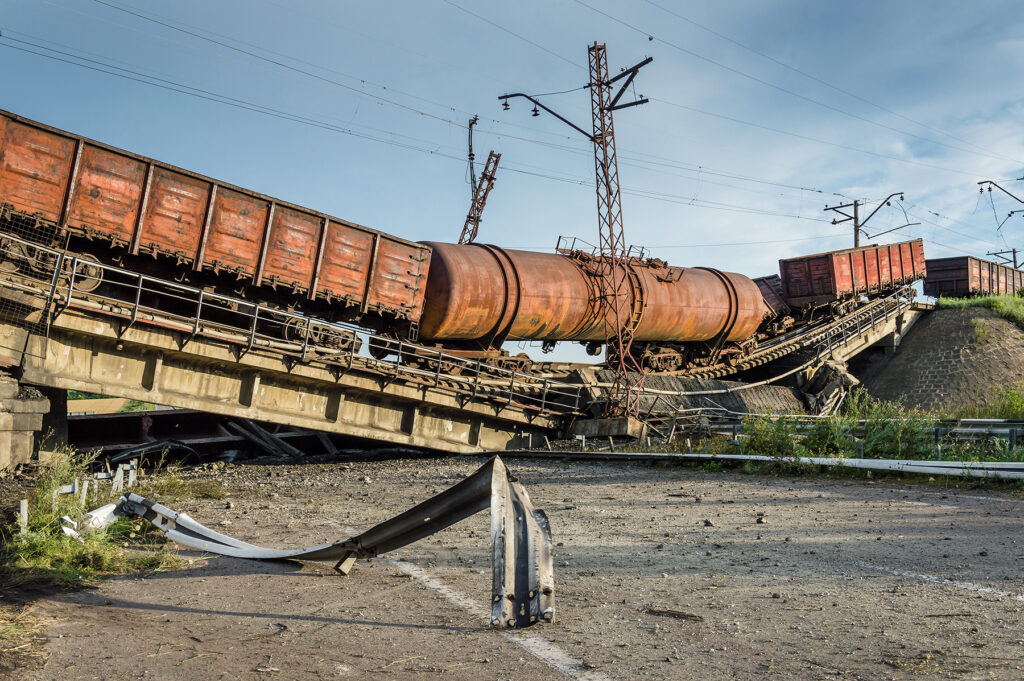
{"left": 14, "top": 456, "right": 1024, "bottom": 680}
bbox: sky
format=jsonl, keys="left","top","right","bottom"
{"left": 1, "top": 0, "right": 1023, "bottom": 359}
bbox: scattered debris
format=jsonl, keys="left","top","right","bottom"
{"left": 58, "top": 516, "right": 84, "bottom": 544}
{"left": 226, "top": 420, "right": 304, "bottom": 460}
{"left": 644, "top": 607, "right": 704, "bottom": 622}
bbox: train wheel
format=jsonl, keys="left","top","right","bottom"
{"left": 283, "top": 318, "right": 325, "bottom": 346}
{"left": 0, "top": 238, "right": 29, "bottom": 274}
{"left": 63, "top": 254, "right": 103, "bottom": 293}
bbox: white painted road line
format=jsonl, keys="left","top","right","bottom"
{"left": 903, "top": 500, "right": 959, "bottom": 510}
{"left": 391, "top": 560, "right": 611, "bottom": 681}
{"left": 859, "top": 562, "right": 1024, "bottom": 602}
{"left": 321, "top": 520, "right": 608, "bottom": 681}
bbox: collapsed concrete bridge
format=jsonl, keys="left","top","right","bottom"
{"left": 0, "top": 234, "right": 929, "bottom": 471}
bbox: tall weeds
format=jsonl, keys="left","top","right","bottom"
{"left": 1, "top": 447, "right": 182, "bottom": 587}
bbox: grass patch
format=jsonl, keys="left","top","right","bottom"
{"left": 0, "top": 447, "right": 186, "bottom": 588}
{"left": 936, "top": 294, "right": 1024, "bottom": 328}
{"left": 946, "top": 384, "right": 1024, "bottom": 420}
{"left": 651, "top": 387, "right": 1019, "bottom": 473}
{"left": 0, "top": 604, "right": 48, "bottom": 675}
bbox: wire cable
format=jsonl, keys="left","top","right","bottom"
{"left": 573, "top": 0, "right": 1023, "bottom": 166}
{"left": 642, "top": 0, "right": 1021, "bottom": 164}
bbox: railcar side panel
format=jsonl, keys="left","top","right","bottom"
{"left": 316, "top": 221, "right": 374, "bottom": 303}
{"left": 365, "top": 239, "right": 428, "bottom": 318}
{"left": 202, "top": 188, "right": 266, "bottom": 274}
{"left": 863, "top": 248, "right": 880, "bottom": 289}
{"left": 753, "top": 274, "right": 791, "bottom": 317}
{"left": 66, "top": 145, "right": 145, "bottom": 242}
{"left": 138, "top": 167, "right": 210, "bottom": 258}
{"left": 262, "top": 206, "right": 320, "bottom": 291}
{"left": 0, "top": 118, "right": 74, "bottom": 221}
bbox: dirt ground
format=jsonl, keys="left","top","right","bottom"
{"left": 7, "top": 455, "right": 1024, "bottom": 680}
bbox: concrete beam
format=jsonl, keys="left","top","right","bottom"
{"left": 828, "top": 307, "right": 931, "bottom": 363}
{"left": 0, "top": 309, "right": 563, "bottom": 455}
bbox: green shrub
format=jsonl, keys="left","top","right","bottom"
{"left": 844, "top": 390, "right": 935, "bottom": 459}
{"left": 741, "top": 415, "right": 797, "bottom": 457}
{"left": 802, "top": 414, "right": 856, "bottom": 456}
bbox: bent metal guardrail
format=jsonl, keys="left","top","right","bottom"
{"left": 0, "top": 233, "right": 586, "bottom": 417}
{"left": 86, "top": 456, "right": 554, "bottom": 628}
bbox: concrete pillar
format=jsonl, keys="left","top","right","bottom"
{"left": 0, "top": 373, "right": 50, "bottom": 471}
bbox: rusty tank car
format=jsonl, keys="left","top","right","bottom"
{"left": 417, "top": 242, "right": 769, "bottom": 372}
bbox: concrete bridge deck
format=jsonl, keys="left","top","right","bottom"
{"left": 0, "top": 234, "right": 932, "bottom": 470}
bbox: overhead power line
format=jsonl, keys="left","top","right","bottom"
{"left": 1, "top": 35, "right": 840, "bottom": 226}
{"left": 91, "top": 0, "right": 456, "bottom": 125}
{"left": 572, "top": 0, "right": 1023, "bottom": 166}
{"left": 655, "top": 98, "right": 983, "bottom": 179}
{"left": 641, "top": 0, "right": 1018, "bottom": 163}
{"left": 61, "top": 0, "right": 849, "bottom": 201}
{"left": 441, "top": 0, "right": 582, "bottom": 69}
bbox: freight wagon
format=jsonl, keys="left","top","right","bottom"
{"left": 0, "top": 110, "right": 429, "bottom": 335}
{"left": 923, "top": 256, "right": 1024, "bottom": 298}
{"left": 779, "top": 239, "right": 926, "bottom": 313}
{"left": 0, "top": 109, "right": 931, "bottom": 377}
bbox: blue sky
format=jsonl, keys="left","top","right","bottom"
{"left": 2, "top": 1, "right": 1023, "bottom": 284}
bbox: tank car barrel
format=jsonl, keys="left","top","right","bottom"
{"left": 418, "top": 242, "right": 767, "bottom": 345}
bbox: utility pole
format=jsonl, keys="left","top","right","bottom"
{"left": 825, "top": 193, "right": 904, "bottom": 248}
{"left": 459, "top": 116, "right": 500, "bottom": 245}
{"left": 979, "top": 182, "right": 1024, "bottom": 268}
{"left": 499, "top": 44, "right": 652, "bottom": 417}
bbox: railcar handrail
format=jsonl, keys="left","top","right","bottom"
{"left": 0, "top": 233, "right": 587, "bottom": 416}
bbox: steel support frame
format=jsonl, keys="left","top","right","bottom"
{"left": 588, "top": 42, "right": 645, "bottom": 417}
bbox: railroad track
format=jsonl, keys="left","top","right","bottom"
{"left": 668, "top": 286, "right": 916, "bottom": 380}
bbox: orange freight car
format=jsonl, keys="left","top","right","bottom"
{"left": 0, "top": 110, "right": 429, "bottom": 326}
{"left": 779, "top": 238, "right": 926, "bottom": 310}
{"left": 923, "top": 256, "right": 1024, "bottom": 298}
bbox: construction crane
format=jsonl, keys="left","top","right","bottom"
{"left": 499, "top": 43, "right": 651, "bottom": 417}
{"left": 459, "top": 116, "right": 501, "bottom": 245}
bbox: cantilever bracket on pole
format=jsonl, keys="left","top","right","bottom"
{"left": 497, "top": 93, "right": 594, "bottom": 140}
{"left": 498, "top": 57, "right": 651, "bottom": 138}
{"left": 826, "top": 206, "right": 855, "bottom": 225}
{"left": 979, "top": 180, "right": 1024, "bottom": 205}
{"left": 860, "top": 192, "right": 905, "bottom": 228}
{"left": 606, "top": 56, "right": 653, "bottom": 111}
